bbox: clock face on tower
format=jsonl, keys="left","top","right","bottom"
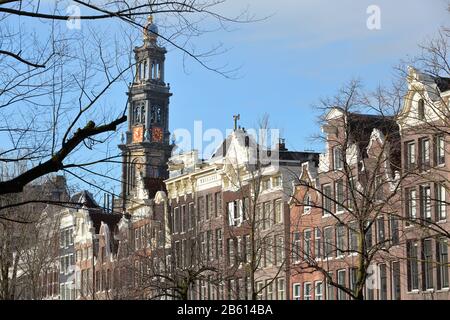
{"left": 152, "top": 126, "right": 163, "bottom": 142}
{"left": 132, "top": 125, "right": 144, "bottom": 143}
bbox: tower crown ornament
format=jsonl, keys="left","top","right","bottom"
{"left": 143, "top": 15, "right": 158, "bottom": 42}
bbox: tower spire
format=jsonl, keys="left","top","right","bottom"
{"left": 233, "top": 114, "right": 240, "bottom": 131}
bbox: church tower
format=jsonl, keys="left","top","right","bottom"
{"left": 119, "top": 16, "right": 173, "bottom": 208}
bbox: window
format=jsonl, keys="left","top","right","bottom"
{"left": 376, "top": 264, "right": 387, "bottom": 300}
{"left": 180, "top": 205, "right": 186, "bottom": 233}
{"left": 303, "top": 229, "right": 312, "bottom": 259}
{"left": 227, "top": 200, "right": 243, "bottom": 227}
{"left": 323, "top": 227, "right": 333, "bottom": 258}
{"left": 256, "top": 281, "right": 263, "bottom": 300}
{"left": 188, "top": 202, "right": 195, "bottom": 230}
{"left": 215, "top": 228, "right": 223, "bottom": 259}
{"left": 277, "top": 278, "right": 285, "bottom": 300}
{"left": 392, "top": 261, "right": 401, "bottom": 300}
{"left": 422, "top": 238, "right": 433, "bottom": 290}
{"left": 261, "top": 178, "right": 270, "bottom": 191}
{"left": 244, "top": 235, "right": 250, "bottom": 263}
{"left": 263, "top": 202, "right": 271, "bottom": 229}
{"left": 406, "top": 188, "right": 417, "bottom": 221}
{"left": 303, "top": 194, "right": 311, "bottom": 214}
{"left": 274, "top": 199, "right": 283, "bottom": 224}
{"left": 227, "top": 238, "right": 235, "bottom": 266}
{"left": 376, "top": 216, "right": 385, "bottom": 246}
{"left": 336, "top": 224, "right": 345, "bottom": 256}
{"left": 420, "top": 138, "right": 431, "bottom": 171}
{"left": 272, "top": 176, "right": 281, "bottom": 187}
{"left": 335, "top": 180, "right": 344, "bottom": 212}
{"left": 207, "top": 230, "right": 212, "bottom": 261}
{"left": 349, "top": 268, "right": 357, "bottom": 297}
{"left": 375, "top": 175, "right": 384, "bottom": 201}
{"left": 173, "top": 207, "right": 180, "bottom": 234}
{"left": 420, "top": 185, "right": 432, "bottom": 220}
{"left": 406, "top": 141, "right": 416, "bottom": 170}
{"left": 436, "top": 135, "right": 445, "bottom": 166}
{"left": 197, "top": 196, "right": 205, "bottom": 222}
{"left": 333, "top": 146, "right": 343, "bottom": 170}
{"left": 365, "top": 222, "right": 373, "bottom": 248}
{"left": 326, "top": 273, "right": 334, "bottom": 300}
{"left": 435, "top": 183, "right": 447, "bottom": 221}
{"left": 348, "top": 221, "right": 358, "bottom": 253}
{"left": 418, "top": 99, "right": 425, "bottom": 120}
{"left": 206, "top": 194, "right": 213, "bottom": 220}
{"left": 314, "top": 228, "right": 322, "bottom": 259}
{"left": 214, "top": 192, "right": 222, "bottom": 217}
{"left": 390, "top": 216, "right": 399, "bottom": 245}
{"left": 315, "top": 281, "right": 323, "bottom": 300}
{"left": 322, "top": 184, "right": 333, "bottom": 215}
{"left": 132, "top": 102, "right": 145, "bottom": 124}
{"left": 337, "top": 269, "right": 346, "bottom": 300}
{"left": 348, "top": 178, "right": 355, "bottom": 210}
{"left": 293, "top": 283, "right": 301, "bottom": 300}
{"left": 292, "top": 232, "right": 301, "bottom": 263}
{"left": 406, "top": 240, "right": 419, "bottom": 291}
{"left": 303, "top": 282, "right": 312, "bottom": 300}
{"left": 437, "top": 238, "right": 449, "bottom": 289}
{"left": 275, "top": 235, "right": 284, "bottom": 266}
{"left": 265, "top": 280, "right": 273, "bottom": 300}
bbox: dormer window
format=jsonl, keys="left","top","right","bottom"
{"left": 333, "top": 146, "right": 343, "bottom": 170}
{"left": 418, "top": 99, "right": 425, "bottom": 120}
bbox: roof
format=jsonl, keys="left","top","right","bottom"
{"left": 347, "top": 112, "right": 401, "bottom": 171}
{"left": 434, "top": 76, "right": 450, "bottom": 93}
{"left": 279, "top": 150, "right": 320, "bottom": 164}
{"left": 70, "top": 190, "right": 99, "bottom": 209}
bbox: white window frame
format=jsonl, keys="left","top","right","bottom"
{"left": 335, "top": 179, "right": 345, "bottom": 213}
{"left": 407, "top": 141, "right": 416, "bottom": 168}
{"left": 436, "top": 183, "right": 447, "bottom": 221}
{"left": 303, "top": 282, "right": 312, "bottom": 300}
{"left": 293, "top": 283, "right": 301, "bottom": 300}
{"left": 315, "top": 281, "right": 323, "bottom": 300}
{"left": 333, "top": 146, "right": 343, "bottom": 170}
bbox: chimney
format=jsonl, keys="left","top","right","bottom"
{"left": 277, "top": 138, "right": 287, "bottom": 151}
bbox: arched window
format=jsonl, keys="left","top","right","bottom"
{"left": 151, "top": 105, "right": 161, "bottom": 124}
{"left": 141, "top": 104, "right": 146, "bottom": 124}
{"left": 303, "top": 194, "right": 311, "bottom": 214}
{"left": 418, "top": 99, "right": 425, "bottom": 120}
{"left": 134, "top": 105, "right": 140, "bottom": 124}
{"left": 149, "top": 166, "right": 160, "bottom": 178}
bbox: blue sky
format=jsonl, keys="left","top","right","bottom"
{"left": 1, "top": 0, "right": 449, "bottom": 198}
{"left": 162, "top": 0, "right": 449, "bottom": 154}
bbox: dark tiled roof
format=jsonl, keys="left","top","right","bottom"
{"left": 89, "top": 211, "right": 122, "bottom": 235}
{"left": 279, "top": 151, "right": 320, "bottom": 164}
{"left": 143, "top": 177, "right": 166, "bottom": 199}
{"left": 70, "top": 190, "right": 99, "bottom": 208}
{"left": 434, "top": 76, "right": 450, "bottom": 93}
{"left": 347, "top": 112, "right": 401, "bottom": 171}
